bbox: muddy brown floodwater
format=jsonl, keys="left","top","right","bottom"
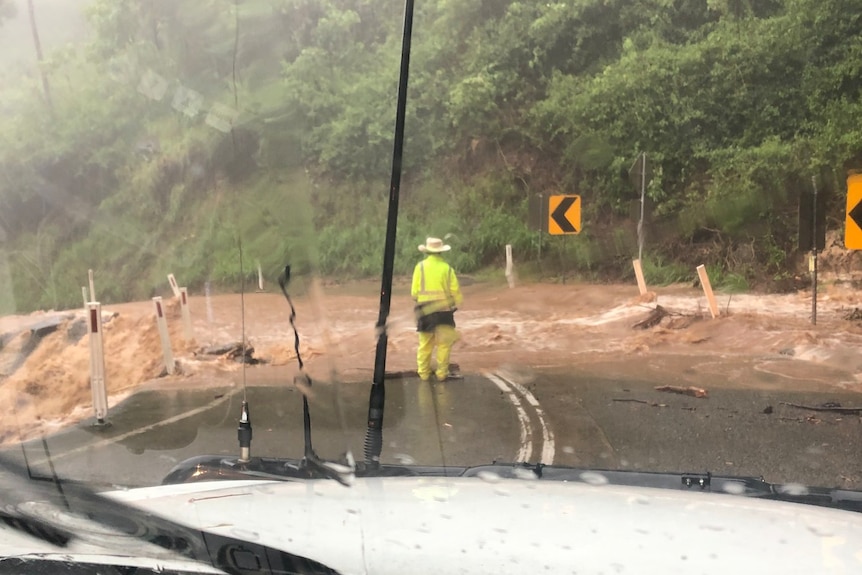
{"left": 2, "top": 277, "right": 862, "bottom": 444}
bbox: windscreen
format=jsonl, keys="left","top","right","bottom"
{"left": 1, "top": 0, "right": 862, "bottom": 570}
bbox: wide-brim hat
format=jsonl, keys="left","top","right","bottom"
{"left": 418, "top": 237, "right": 450, "bottom": 253}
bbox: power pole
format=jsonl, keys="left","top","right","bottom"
{"left": 27, "top": 0, "right": 53, "bottom": 111}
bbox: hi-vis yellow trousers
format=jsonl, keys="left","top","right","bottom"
{"left": 417, "top": 325, "right": 460, "bottom": 380}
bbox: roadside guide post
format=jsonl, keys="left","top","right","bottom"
{"left": 167, "top": 273, "right": 181, "bottom": 298}
{"left": 87, "top": 302, "right": 109, "bottom": 425}
{"left": 88, "top": 269, "right": 96, "bottom": 304}
{"left": 505, "top": 244, "right": 515, "bottom": 288}
{"left": 152, "top": 296, "right": 176, "bottom": 375}
{"left": 204, "top": 280, "right": 214, "bottom": 323}
{"left": 179, "top": 287, "right": 194, "bottom": 341}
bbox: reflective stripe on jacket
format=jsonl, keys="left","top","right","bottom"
{"left": 411, "top": 254, "right": 463, "bottom": 313}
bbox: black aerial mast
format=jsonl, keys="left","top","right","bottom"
{"left": 364, "top": 0, "right": 416, "bottom": 467}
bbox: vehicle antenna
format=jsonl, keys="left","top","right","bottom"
{"left": 237, "top": 237, "right": 252, "bottom": 463}
{"left": 364, "top": 0, "right": 416, "bottom": 468}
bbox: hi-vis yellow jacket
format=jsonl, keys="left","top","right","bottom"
{"left": 411, "top": 254, "right": 463, "bottom": 314}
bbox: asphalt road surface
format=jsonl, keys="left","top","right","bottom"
{"left": 5, "top": 364, "right": 862, "bottom": 490}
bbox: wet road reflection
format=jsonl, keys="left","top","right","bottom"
{"left": 4, "top": 368, "right": 861, "bottom": 491}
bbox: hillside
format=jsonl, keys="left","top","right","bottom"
{"left": 1, "top": 0, "right": 862, "bottom": 313}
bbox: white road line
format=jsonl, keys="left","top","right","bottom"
{"left": 485, "top": 372, "right": 532, "bottom": 462}
{"left": 30, "top": 389, "right": 239, "bottom": 466}
{"left": 497, "top": 373, "right": 556, "bottom": 465}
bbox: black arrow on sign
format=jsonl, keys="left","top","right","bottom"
{"left": 552, "top": 196, "right": 578, "bottom": 233}
{"left": 850, "top": 198, "right": 862, "bottom": 234}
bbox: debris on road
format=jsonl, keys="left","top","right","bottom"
{"left": 197, "top": 341, "right": 261, "bottom": 364}
{"left": 654, "top": 385, "right": 708, "bottom": 398}
{"left": 779, "top": 401, "right": 862, "bottom": 414}
{"left": 632, "top": 305, "right": 669, "bottom": 329}
{"left": 612, "top": 398, "right": 668, "bottom": 407}
{"left": 762, "top": 405, "right": 774, "bottom": 414}
{"left": 842, "top": 307, "right": 862, "bottom": 321}
{"left": 631, "top": 305, "right": 703, "bottom": 331}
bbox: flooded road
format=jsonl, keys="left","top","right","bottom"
{"left": 6, "top": 369, "right": 861, "bottom": 490}
{"left": 2, "top": 278, "right": 862, "bottom": 488}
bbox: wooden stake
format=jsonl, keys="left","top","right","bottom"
{"left": 696, "top": 265, "right": 719, "bottom": 318}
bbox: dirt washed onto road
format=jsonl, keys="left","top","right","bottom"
{"left": 2, "top": 277, "right": 862, "bottom": 443}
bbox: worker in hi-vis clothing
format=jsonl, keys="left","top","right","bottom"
{"left": 411, "top": 237, "right": 463, "bottom": 381}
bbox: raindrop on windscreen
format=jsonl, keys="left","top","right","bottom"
{"left": 477, "top": 470, "right": 502, "bottom": 484}
{"left": 777, "top": 483, "right": 809, "bottom": 496}
{"left": 722, "top": 481, "right": 746, "bottom": 495}
{"left": 513, "top": 467, "right": 537, "bottom": 480}
{"left": 230, "top": 528, "right": 260, "bottom": 541}
{"left": 394, "top": 453, "right": 416, "bottom": 465}
{"left": 562, "top": 446, "right": 575, "bottom": 454}
{"left": 580, "top": 471, "right": 609, "bottom": 486}
{"left": 806, "top": 524, "right": 833, "bottom": 538}
{"left": 627, "top": 494, "right": 650, "bottom": 505}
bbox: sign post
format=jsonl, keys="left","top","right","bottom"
{"left": 800, "top": 175, "right": 829, "bottom": 325}
{"left": 810, "top": 176, "right": 818, "bottom": 325}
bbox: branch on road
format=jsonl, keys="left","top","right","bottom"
{"left": 779, "top": 402, "right": 862, "bottom": 414}
{"left": 632, "top": 305, "right": 669, "bottom": 329}
{"left": 654, "top": 385, "right": 708, "bottom": 398}
{"left": 612, "top": 398, "right": 667, "bottom": 407}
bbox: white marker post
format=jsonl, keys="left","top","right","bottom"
{"left": 632, "top": 259, "right": 648, "bottom": 295}
{"left": 179, "top": 287, "right": 194, "bottom": 341}
{"left": 696, "top": 265, "right": 719, "bottom": 319}
{"left": 152, "top": 297, "right": 176, "bottom": 374}
{"left": 204, "top": 281, "right": 214, "bottom": 323}
{"left": 88, "top": 269, "right": 96, "bottom": 304}
{"left": 167, "top": 273, "right": 181, "bottom": 298}
{"left": 505, "top": 244, "right": 515, "bottom": 289}
{"left": 257, "top": 262, "right": 264, "bottom": 292}
{"left": 87, "top": 302, "right": 109, "bottom": 425}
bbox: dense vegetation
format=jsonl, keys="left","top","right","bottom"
{"left": 1, "top": 0, "right": 861, "bottom": 312}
